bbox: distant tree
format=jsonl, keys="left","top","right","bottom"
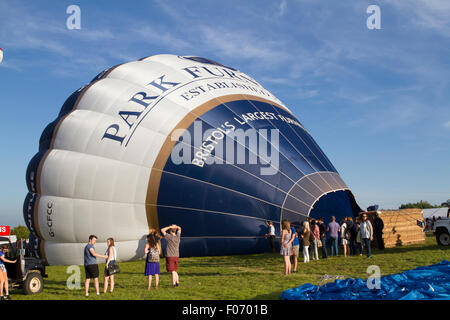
{"left": 440, "top": 199, "right": 450, "bottom": 207}
{"left": 399, "top": 200, "right": 440, "bottom": 210}
{"left": 11, "top": 225, "right": 29, "bottom": 240}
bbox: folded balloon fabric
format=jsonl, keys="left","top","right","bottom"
{"left": 281, "top": 260, "right": 450, "bottom": 300}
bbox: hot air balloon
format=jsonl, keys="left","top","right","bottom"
{"left": 24, "top": 54, "right": 361, "bottom": 265}
{"left": 0, "top": 48, "right": 3, "bottom": 64}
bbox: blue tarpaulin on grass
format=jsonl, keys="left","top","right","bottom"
{"left": 281, "top": 260, "right": 450, "bottom": 300}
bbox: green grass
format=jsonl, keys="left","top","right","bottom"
{"left": 12, "top": 235, "right": 449, "bottom": 300}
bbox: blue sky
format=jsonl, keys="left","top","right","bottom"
{"left": 0, "top": 0, "right": 449, "bottom": 227}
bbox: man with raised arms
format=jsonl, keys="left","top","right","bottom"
{"left": 161, "top": 224, "right": 182, "bottom": 287}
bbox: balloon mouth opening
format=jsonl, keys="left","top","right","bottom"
{"left": 282, "top": 189, "right": 362, "bottom": 229}
{"left": 309, "top": 190, "right": 362, "bottom": 222}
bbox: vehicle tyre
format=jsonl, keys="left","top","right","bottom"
{"left": 436, "top": 229, "right": 450, "bottom": 246}
{"left": 23, "top": 271, "right": 44, "bottom": 295}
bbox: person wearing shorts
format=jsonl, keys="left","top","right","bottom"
{"left": 161, "top": 224, "right": 181, "bottom": 287}
{"left": 84, "top": 235, "right": 107, "bottom": 297}
{"left": 280, "top": 220, "right": 294, "bottom": 275}
{"left": 0, "top": 244, "right": 16, "bottom": 300}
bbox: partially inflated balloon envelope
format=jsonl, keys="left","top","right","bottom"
{"left": 24, "top": 54, "right": 361, "bottom": 265}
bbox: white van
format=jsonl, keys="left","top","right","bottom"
{"left": 0, "top": 235, "right": 17, "bottom": 246}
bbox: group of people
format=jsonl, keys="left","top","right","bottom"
{"left": 267, "top": 212, "right": 383, "bottom": 275}
{"left": 278, "top": 219, "right": 316, "bottom": 275}
{"left": 424, "top": 215, "right": 448, "bottom": 232}
{"left": 144, "top": 224, "right": 181, "bottom": 290}
{"left": 83, "top": 224, "right": 181, "bottom": 296}
{"left": 2, "top": 213, "right": 387, "bottom": 297}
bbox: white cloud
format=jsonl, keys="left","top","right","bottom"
{"left": 199, "top": 26, "right": 289, "bottom": 62}
{"left": 0, "top": 2, "right": 119, "bottom": 75}
{"left": 133, "top": 25, "right": 191, "bottom": 50}
{"left": 346, "top": 97, "right": 427, "bottom": 134}
{"left": 389, "top": 0, "right": 450, "bottom": 37}
{"left": 297, "top": 88, "right": 319, "bottom": 99}
{"left": 444, "top": 121, "right": 450, "bottom": 128}
{"left": 277, "top": 0, "right": 287, "bottom": 17}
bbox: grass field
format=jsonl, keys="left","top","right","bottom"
{"left": 12, "top": 234, "right": 450, "bottom": 300}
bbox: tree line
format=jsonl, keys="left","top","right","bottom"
{"left": 399, "top": 199, "right": 450, "bottom": 210}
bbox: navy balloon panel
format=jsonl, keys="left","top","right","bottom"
{"left": 163, "top": 118, "right": 290, "bottom": 205}
{"left": 162, "top": 158, "right": 286, "bottom": 206}
{"left": 26, "top": 150, "right": 47, "bottom": 193}
{"left": 216, "top": 100, "right": 320, "bottom": 175}
{"left": 238, "top": 100, "right": 330, "bottom": 173}
{"left": 261, "top": 101, "right": 336, "bottom": 173}
{"left": 196, "top": 101, "right": 308, "bottom": 182}
{"left": 289, "top": 123, "right": 337, "bottom": 173}
{"left": 27, "top": 233, "right": 43, "bottom": 259}
{"left": 157, "top": 172, "right": 280, "bottom": 222}
{"left": 157, "top": 206, "right": 272, "bottom": 237}
{"left": 23, "top": 192, "right": 38, "bottom": 238}
{"left": 164, "top": 103, "right": 302, "bottom": 197}
{"left": 58, "top": 88, "right": 83, "bottom": 117}
{"left": 175, "top": 237, "right": 279, "bottom": 257}
{"left": 39, "top": 120, "right": 58, "bottom": 151}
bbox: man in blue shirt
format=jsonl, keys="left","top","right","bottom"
{"left": 84, "top": 235, "right": 107, "bottom": 297}
{"left": 290, "top": 225, "right": 299, "bottom": 273}
{"left": 327, "top": 216, "right": 341, "bottom": 257}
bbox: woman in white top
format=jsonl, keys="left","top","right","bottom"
{"left": 340, "top": 218, "right": 349, "bottom": 257}
{"left": 103, "top": 237, "right": 117, "bottom": 293}
{"left": 265, "top": 220, "right": 276, "bottom": 253}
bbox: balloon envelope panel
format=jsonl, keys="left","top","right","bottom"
{"left": 24, "top": 54, "right": 360, "bottom": 265}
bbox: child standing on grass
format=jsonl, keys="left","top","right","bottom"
{"left": 145, "top": 234, "right": 161, "bottom": 290}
